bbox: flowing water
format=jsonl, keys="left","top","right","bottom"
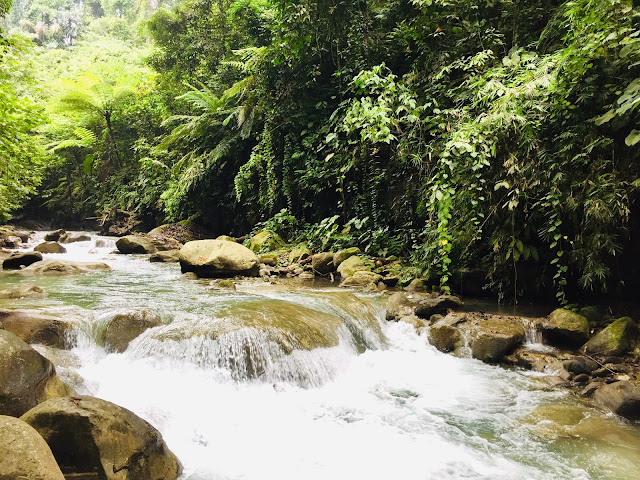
{"left": 2, "top": 233, "right": 640, "bottom": 480}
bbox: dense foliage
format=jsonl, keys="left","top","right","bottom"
{"left": 3, "top": 0, "right": 640, "bottom": 302}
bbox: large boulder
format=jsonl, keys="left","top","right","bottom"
{"left": 594, "top": 381, "right": 640, "bottom": 420}
{"left": 0, "top": 330, "right": 70, "bottom": 417}
{"left": 248, "top": 230, "right": 285, "bottom": 253}
{"left": 468, "top": 316, "right": 525, "bottom": 363}
{"left": 116, "top": 235, "right": 158, "bottom": 254}
{"left": 312, "top": 252, "right": 335, "bottom": 274}
{"left": 541, "top": 309, "right": 590, "bottom": 347}
{"left": 103, "top": 310, "right": 163, "bottom": 353}
{"left": 0, "top": 283, "right": 47, "bottom": 299}
{"left": 339, "top": 270, "right": 382, "bottom": 288}
{"left": 414, "top": 295, "right": 463, "bottom": 318}
{"left": 179, "top": 240, "right": 259, "bottom": 277}
{"left": 2, "top": 251, "right": 43, "bottom": 270}
{"left": 582, "top": 317, "right": 636, "bottom": 356}
{"left": 0, "top": 309, "right": 70, "bottom": 348}
{"left": 44, "top": 229, "right": 65, "bottom": 242}
{"left": 0, "top": 415, "right": 65, "bottom": 480}
{"left": 333, "top": 247, "right": 360, "bottom": 268}
{"left": 336, "top": 255, "right": 369, "bottom": 277}
{"left": 21, "top": 396, "right": 180, "bottom": 480}
{"left": 149, "top": 250, "right": 180, "bottom": 263}
{"left": 17, "top": 259, "right": 111, "bottom": 276}
{"left": 34, "top": 242, "right": 67, "bottom": 254}
{"left": 137, "top": 299, "right": 344, "bottom": 381}
{"left": 385, "top": 292, "right": 423, "bottom": 321}
{"left": 148, "top": 221, "right": 206, "bottom": 245}
{"left": 428, "top": 325, "right": 463, "bottom": 353}
{"left": 59, "top": 233, "right": 91, "bottom": 243}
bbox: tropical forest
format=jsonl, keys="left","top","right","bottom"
{"left": 1, "top": 0, "right": 640, "bottom": 479}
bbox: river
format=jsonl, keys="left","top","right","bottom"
{"left": 1, "top": 233, "right": 639, "bottom": 480}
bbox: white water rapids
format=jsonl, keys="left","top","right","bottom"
{"left": 2, "top": 233, "right": 640, "bottom": 480}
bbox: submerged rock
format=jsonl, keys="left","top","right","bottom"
{"left": 34, "top": 242, "right": 67, "bottom": 254}
{"left": 116, "top": 235, "right": 158, "bottom": 254}
{"left": 0, "top": 283, "right": 47, "bottom": 299}
{"left": 594, "top": 381, "right": 640, "bottom": 420}
{"left": 179, "top": 240, "right": 259, "bottom": 277}
{"left": 103, "top": 310, "right": 163, "bottom": 353}
{"left": 16, "top": 259, "right": 111, "bottom": 275}
{"left": 0, "top": 415, "right": 65, "bottom": 480}
{"left": 21, "top": 396, "right": 180, "bottom": 480}
{"left": 0, "top": 309, "right": 70, "bottom": 348}
{"left": 541, "top": 308, "right": 590, "bottom": 347}
{"left": 2, "top": 251, "right": 43, "bottom": 270}
{"left": 0, "top": 330, "right": 70, "bottom": 417}
{"left": 582, "top": 317, "right": 636, "bottom": 356}
{"left": 148, "top": 299, "right": 342, "bottom": 354}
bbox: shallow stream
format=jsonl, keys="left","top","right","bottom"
{"left": 2, "top": 233, "right": 640, "bottom": 480}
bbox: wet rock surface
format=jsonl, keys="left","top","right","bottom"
{"left": 21, "top": 395, "right": 180, "bottom": 480}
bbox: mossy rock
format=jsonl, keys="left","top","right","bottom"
{"left": 333, "top": 247, "right": 361, "bottom": 267}
{"left": 249, "top": 230, "right": 285, "bottom": 253}
{"left": 339, "top": 271, "right": 382, "bottom": 288}
{"left": 541, "top": 308, "right": 590, "bottom": 347}
{"left": 336, "top": 255, "right": 370, "bottom": 277}
{"left": 288, "top": 246, "right": 311, "bottom": 263}
{"left": 582, "top": 317, "right": 636, "bottom": 356}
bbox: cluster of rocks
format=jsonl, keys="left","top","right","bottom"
{"left": 0, "top": 306, "right": 180, "bottom": 479}
{"left": 385, "top": 293, "right": 640, "bottom": 421}
{"left": 0, "top": 229, "right": 111, "bottom": 278}
{"left": 0, "top": 225, "right": 30, "bottom": 248}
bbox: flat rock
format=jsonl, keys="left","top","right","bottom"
{"left": 16, "top": 260, "right": 111, "bottom": 275}
{"left": 0, "top": 283, "right": 47, "bottom": 299}
{"left": 34, "top": 242, "right": 67, "bottom": 254}
{"left": 468, "top": 316, "right": 525, "bottom": 363}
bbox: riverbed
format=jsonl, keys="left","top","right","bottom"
{"left": 2, "top": 233, "right": 639, "bottom": 480}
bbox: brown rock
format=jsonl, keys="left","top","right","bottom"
{"left": 21, "top": 396, "right": 180, "bottom": 480}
